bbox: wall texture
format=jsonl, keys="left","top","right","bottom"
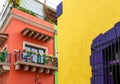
{"left": 58, "top": 0, "right": 120, "bottom": 84}
{"left": 0, "top": 8, "right": 55, "bottom": 84}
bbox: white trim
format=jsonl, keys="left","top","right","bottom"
{"left": 1, "top": 44, "right": 8, "bottom": 52}
{"left": 23, "top": 41, "right": 48, "bottom": 55}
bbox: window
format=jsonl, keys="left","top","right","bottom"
{"left": 25, "top": 45, "right": 46, "bottom": 56}
{"left": 23, "top": 41, "right": 48, "bottom": 55}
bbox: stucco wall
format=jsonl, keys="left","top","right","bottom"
{"left": 58, "top": 0, "right": 120, "bottom": 84}
{"left": 0, "top": 9, "right": 55, "bottom": 83}
{"left": 8, "top": 19, "right": 54, "bottom": 84}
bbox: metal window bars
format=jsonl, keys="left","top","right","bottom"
{"left": 90, "top": 22, "right": 120, "bottom": 84}
{"left": 102, "top": 38, "right": 120, "bottom": 84}
{"left": 91, "top": 38, "right": 120, "bottom": 84}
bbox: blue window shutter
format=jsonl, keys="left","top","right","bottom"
{"left": 56, "top": 2, "right": 63, "bottom": 18}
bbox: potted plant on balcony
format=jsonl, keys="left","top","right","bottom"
{"left": 0, "top": 51, "right": 7, "bottom": 62}
{"left": 28, "top": 49, "right": 33, "bottom": 63}
{"left": 26, "top": 50, "right": 31, "bottom": 62}
{"left": 53, "top": 57, "right": 58, "bottom": 67}
{"left": 46, "top": 55, "right": 53, "bottom": 66}
{"left": 45, "top": 55, "right": 50, "bottom": 65}
{"left": 43, "top": 52, "right": 48, "bottom": 65}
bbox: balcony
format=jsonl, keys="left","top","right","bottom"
{"left": 11, "top": 0, "right": 57, "bottom": 24}
{"left": 0, "top": 51, "right": 11, "bottom": 75}
{"left": 0, "top": 1, "right": 57, "bottom": 35}
{"left": 14, "top": 50, "right": 58, "bottom": 74}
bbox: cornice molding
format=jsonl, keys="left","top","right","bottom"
{"left": 1, "top": 12, "right": 56, "bottom": 34}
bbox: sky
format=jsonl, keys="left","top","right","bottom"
{"left": 0, "top": 0, "right": 62, "bottom": 13}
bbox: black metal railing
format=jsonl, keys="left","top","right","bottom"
{"left": 0, "top": 52, "right": 11, "bottom": 63}
{"left": 14, "top": 51, "right": 58, "bottom": 67}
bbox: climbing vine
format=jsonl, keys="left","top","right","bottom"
{"left": 9, "top": 0, "right": 20, "bottom": 6}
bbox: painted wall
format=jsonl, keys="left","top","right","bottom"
{"left": 0, "top": 8, "right": 55, "bottom": 84}
{"left": 58, "top": 0, "right": 120, "bottom": 84}
{"left": 8, "top": 20, "right": 54, "bottom": 84}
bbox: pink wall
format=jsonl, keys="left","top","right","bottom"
{"left": 0, "top": 8, "right": 55, "bottom": 84}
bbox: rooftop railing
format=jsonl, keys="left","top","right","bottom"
{"left": 11, "top": 1, "right": 57, "bottom": 25}
{"left": 0, "top": 0, "right": 58, "bottom": 29}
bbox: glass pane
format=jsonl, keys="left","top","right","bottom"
{"left": 25, "top": 45, "right": 45, "bottom": 56}
{"left": 25, "top": 46, "right": 30, "bottom": 51}
{"left": 31, "top": 48, "right": 37, "bottom": 54}
{"left": 39, "top": 49, "right": 44, "bottom": 56}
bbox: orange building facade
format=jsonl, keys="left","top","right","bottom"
{"left": 0, "top": 0, "right": 62, "bottom": 84}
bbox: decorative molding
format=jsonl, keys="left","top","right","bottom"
{"left": 1, "top": 11, "right": 56, "bottom": 34}
{"left": 23, "top": 41, "right": 48, "bottom": 55}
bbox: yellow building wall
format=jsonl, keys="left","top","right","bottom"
{"left": 58, "top": 0, "right": 120, "bottom": 84}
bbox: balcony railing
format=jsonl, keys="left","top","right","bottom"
{"left": 0, "top": 51, "right": 11, "bottom": 74}
{"left": 0, "top": 51, "right": 11, "bottom": 63}
{"left": 14, "top": 51, "right": 57, "bottom": 67}
{"left": 14, "top": 50, "right": 58, "bottom": 74}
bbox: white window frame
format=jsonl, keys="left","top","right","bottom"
{"left": 23, "top": 41, "right": 48, "bottom": 55}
